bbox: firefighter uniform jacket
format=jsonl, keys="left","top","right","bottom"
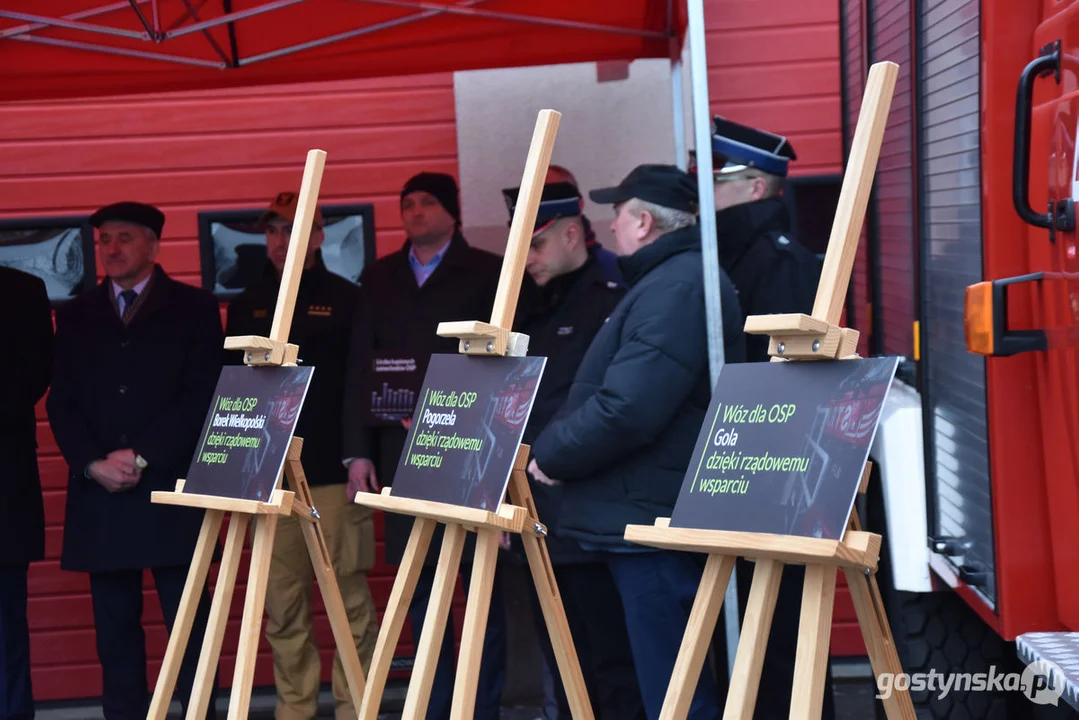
{"left": 716, "top": 196, "right": 822, "bottom": 363}
{"left": 224, "top": 252, "right": 361, "bottom": 488}
{"left": 514, "top": 248, "right": 626, "bottom": 563}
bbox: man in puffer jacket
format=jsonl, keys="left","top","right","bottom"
{"left": 529, "top": 164, "right": 746, "bottom": 720}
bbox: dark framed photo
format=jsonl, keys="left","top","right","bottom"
{"left": 0, "top": 215, "right": 97, "bottom": 304}
{"left": 198, "top": 203, "right": 376, "bottom": 299}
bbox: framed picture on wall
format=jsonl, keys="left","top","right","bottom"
{"left": 197, "top": 203, "right": 376, "bottom": 299}
{"left": 0, "top": 215, "right": 97, "bottom": 304}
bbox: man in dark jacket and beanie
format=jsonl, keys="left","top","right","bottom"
{"left": 46, "top": 201, "right": 221, "bottom": 719}
{"left": 529, "top": 165, "right": 746, "bottom": 720}
{"left": 503, "top": 181, "right": 642, "bottom": 720}
{"left": 226, "top": 192, "right": 378, "bottom": 720}
{"left": 0, "top": 266, "right": 53, "bottom": 720}
{"left": 342, "top": 172, "right": 505, "bottom": 719}
{"left": 697, "top": 118, "right": 836, "bottom": 719}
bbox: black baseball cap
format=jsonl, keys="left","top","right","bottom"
{"left": 588, "top": 164, "right": 699, "bottom": 214}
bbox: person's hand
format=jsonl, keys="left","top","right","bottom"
{"left": 347, "top": 458, "right": 381, "bottom": 499}
{"left": 88, "top": 452, "right": 141, "bottom": 493}
{"left": 528, "top": 458, "right": 559, "bottom": 486}
{"left": 401, "top": 416, "right": 413, "bottom": 431}
{"left": 499, "top": 531, "right": 511, "bottom": 550}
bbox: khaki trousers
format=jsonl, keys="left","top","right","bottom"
{"left": 263, "top": 483, "right": 378, "bottom": 720}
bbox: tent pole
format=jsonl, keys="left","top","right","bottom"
{"left": 685, "top": 0, "right": 740, "bottom": 680}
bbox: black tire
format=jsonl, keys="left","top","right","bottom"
{"left": 865, "top": 467, "right": 1078, "bottom": 719}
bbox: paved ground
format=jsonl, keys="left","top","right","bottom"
{"left": 34, "top": 669, "right": 881, "bottom": 719}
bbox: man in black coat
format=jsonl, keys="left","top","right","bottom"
{"left": 529, "top": 165, "right": 746, "bottom": 720}
{"left": 700, "top": 118, "right": 836, "bottom": 719}
{"left": 225, "top": 192, "right": 378, "bottom": 720}
{"left": 699, "top": 116, "right": 822, "bottom": 364}
{"left": 342, "top": 172, "right": 505, "bottom": 720}
{"left": 45, "top": 201, "right": 221, "bottom": 720}
{"left": 0, "top": 266, "right": 53, "bottom": 720}
{"left": 502, "top": 180, "right": 642, "bottom": 720}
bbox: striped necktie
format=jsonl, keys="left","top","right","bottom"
{"left": 119, "top": 289, "right": 138, "bottom": 323}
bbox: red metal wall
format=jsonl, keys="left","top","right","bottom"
{"left": 0, "top": 72, "right": 459, "bottom": 702}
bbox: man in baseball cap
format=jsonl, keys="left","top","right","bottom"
{"left": 529, "top": 162, "right": 745, "bottom": 719}
{"left": 259, "top": 191, "right": 325, "bottom": 273}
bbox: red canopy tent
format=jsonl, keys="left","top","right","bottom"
{"left": 1, "top": 0, "right": 686, "bottom": 101}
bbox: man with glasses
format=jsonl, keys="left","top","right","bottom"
{"left": 227, "top": 192, "right": 378, "bottom": 720}
{"left": 694, "top": 120, "right": 833, "bottom": 718}
{"left": 695, "top": 116, "right": 822, "bottom": 363}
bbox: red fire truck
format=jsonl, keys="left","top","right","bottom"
{"left": 842, "top": 0, "right": 1079, "bottom": 715}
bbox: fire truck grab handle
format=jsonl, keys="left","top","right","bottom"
{"left": 1013, "top": 39, "right": 1074, "bottom": 235}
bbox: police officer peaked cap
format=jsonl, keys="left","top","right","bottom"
{"left": 708, "top": 115, "right": 797, "bottom": 178}
{"left": 90, "top": 201, "right": 165, "bottom": 238}
{"left": 502, "top": 181, "right": 582, "bottom": 236}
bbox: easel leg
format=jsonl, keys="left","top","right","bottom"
{"left": 402, "top": 523, "right": 466, "bottom": 720}
{"left": 450, "top": 528, "right": 500, "bottom": 719}
{"left": 148, "top": 509, "right": 224, "bottom": 720}
{"left": 723, "top": 559, "right": 784, "bottom": 720}
{"left": 519, "top": 531, "right": 594, "bottom": 720}
{"left": 658, "top": 553, "right": 736, "bottom": 720}
{"left": 185, "top": 513, "right": 249, "bottom": 720}
{"left": 358, "top": 517, "right": 437, "bottom": 720}
{"left": 842, "top": 568, "right": 917, "bottom": 720}
{"left": 226, "top": 512, "right": 280, "bottom": 720}
{"left": 788, "top": 565, "right": 837, "bottom": 720}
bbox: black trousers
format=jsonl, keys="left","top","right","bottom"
{"left": 0, "top": 565, "right": 33, "bottom": 720}
{"left": 529, "top": 562, "right": 644, "bottom": 720}
{"left": 89, "top": 566, "right": 218, "bottom": 720}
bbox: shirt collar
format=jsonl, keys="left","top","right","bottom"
{"left": 112, "top": 272, "right": 152, "bottom": 299}
{"left": 408, "top": 237, "right": 452, "bottom": 270}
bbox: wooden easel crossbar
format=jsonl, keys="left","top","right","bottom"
{"left": 623, "top": 60, "right": 918, "bottom": 720}
{"left": 353, "top": 109, "right": 596, "bottom": 720}
{"left": 147, "top": 149, "right": 367, "bottom": 719}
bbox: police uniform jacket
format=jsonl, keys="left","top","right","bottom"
{"left": 0, "top": 268, "right": 53, "bottom": 567}
{"left": 225, "top": 252, "right": 360, "bottom": 488}
{"left": 513, "top": 248, "right": 625, "bottom": 563}
{"left": 716, "top": 196, "right": 822, "bottom": 362}
{"left": 530, "top": 225, "right": 746, "bottom": 546}
{"left": 47, "top": 265, "right": 224, "bottom": 572}
{"left": 342, "top": 232, "right": 502, "bottom": 565}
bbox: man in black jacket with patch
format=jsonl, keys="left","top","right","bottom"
{"left": 46, "top": 201, "right": 221, "bottom": 719}
{"left": 0, "top": 266, "right": 53, "bottom": 720}
{"left": 696, "top": 116, "right": 822, "bottom": 363}
{"left": 529, "top": 165, "right": 746, "bottom": 720}
{"left": 226, "top": 192, "right": 378, "bottom": 720}
{"left": 503, "top": 181, "right": 642, "bottom": 720}
{"left": 342, "top": 172, "right": 505, "bottom": 720}
{"left": 699, "top": 118, "right": 836, "bottom": 719}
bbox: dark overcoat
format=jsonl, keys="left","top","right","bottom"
{"left": 0, "top": 268, "right": 54, "bottom": 567}
{"left": 342, "top": 233, "right": 502, "bottom": 566}
{"left": 47, "top": 265, "right": 225, "bottom": 572}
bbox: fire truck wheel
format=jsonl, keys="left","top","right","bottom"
{"left": 865, "top": 468, "right": 1070, "bottom": 719}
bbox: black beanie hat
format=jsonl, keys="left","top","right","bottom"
{"left": 401, "top": 172, "right": 461, "bottom": 224}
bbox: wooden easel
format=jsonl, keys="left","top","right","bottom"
{"left": 352, "top": 109, "right": 595, "bottom": 720}
{"left": 623, "top": 61, "right": 917, "bottom": 719}
{"left": 146, "top": 149, "right": 367, "bottom": 719}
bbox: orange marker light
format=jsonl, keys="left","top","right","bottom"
{"left": 965, "top": 281, "right": 995, "bottom": 356}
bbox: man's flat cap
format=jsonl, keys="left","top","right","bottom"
{"left": 89, "top": 201, "right": 165, "bottom": 238}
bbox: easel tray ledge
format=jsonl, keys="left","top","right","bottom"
{"left": 353, "top": 487, "right": 534, "bottom": 534}
{"left": 624, "top": 517, "right": 880, "bottom": 571}
{"left": 151, "top": 479, "right": 295, "bottom": 516}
